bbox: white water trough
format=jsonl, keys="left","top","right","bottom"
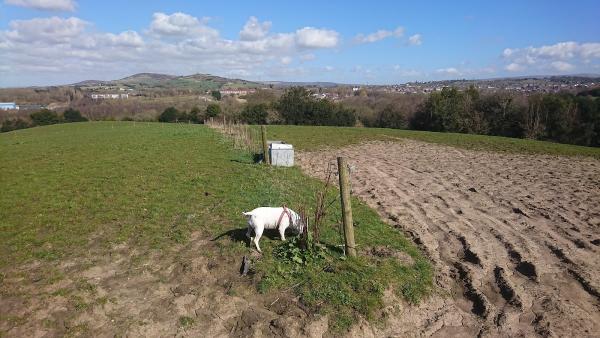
{"left": 269, "top": 142, "right": 294, "bottom": 167}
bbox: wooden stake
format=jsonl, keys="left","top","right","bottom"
{"left": 337, "top": 157, "right": 356, "bottom": 256}
{"left": 261, "top": 125, "right": 270, "bottom": 165}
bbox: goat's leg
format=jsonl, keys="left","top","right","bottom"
{"left": 253, "top": 227, "right": 263, "bottom": 253}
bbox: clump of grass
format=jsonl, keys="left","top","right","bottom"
{"left": 64, "top": 323, "right": 89, "bottom": 337}
{"left": 178, "top": 316, "right": 194, "bottom": 328}
{"left": 70, "top": 295, "right": 90, "bottom": 311}
{"left": 75, "top": 279, "right": 97, "bottom": 295}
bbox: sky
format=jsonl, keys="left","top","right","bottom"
{"left": 1, "top": 0, "right": 599, "bottom": 87}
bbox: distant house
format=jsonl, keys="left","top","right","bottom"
{"left": 0, "top": 102, "right": 19, "bottom": 110}
{"left": 19, "top": 104, "right": 45, "bottom": 110}
{"left": 90, "top": 94, "right": 129, "bottom": 99}
{"left": 219, "top": 89, "right": 256, "bottom": 96}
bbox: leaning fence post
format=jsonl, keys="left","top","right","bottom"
{"left": 337, "top": 157, "right": 356, "bottom": 257}
{"left": 261, "top": 125, "right": 270, "bottom": 165}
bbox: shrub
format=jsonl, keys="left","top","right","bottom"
{"left": 374, "top": 105, "right": 407, "bottom": 129}
{"left": 240, "top": 104, "right": 268, "bottom": 124}
{"left": 63, "top": 108, "right": 88, "bottom": 122}
{"left": 277, "top": 87, "right": 356, "bottom": 126}
{"left": 206, "top": 103, "right": 221, "bottom": 118}
{"left": 178, "top": 111, "right": 190, "bottom": 123}
{"left": 1, "top": 118, "right": 30, "bottom": 132}
{"left": 30, "top": 109, "right": 60, "bottom": 126}
{"left": 158, "top": 107, "right": 179, "bottom": 122}
{"left": 188, "top": 106, "right": 203, "bottom": 123}
{"left": 211, "top": 90, "right": 222, "bottom": 101}
{"left": 14, "top": 118, "right": 29, "bottom": 130}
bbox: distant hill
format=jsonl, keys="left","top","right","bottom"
{"left": 71, "top": 73, "right": 262, "bottom": 91}
{"left": 33, "top": 72, "right": 600, "bottom": 93}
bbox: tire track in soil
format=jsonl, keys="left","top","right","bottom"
{"left": 297, "top": 140, "right": 600, "bottom": 337}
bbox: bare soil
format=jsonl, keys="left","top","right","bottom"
{"left": 297, "top": 140, "right": 600, "bottom": 337}
{"left": 0, "top": 232, "right": 329, "bottom": 337}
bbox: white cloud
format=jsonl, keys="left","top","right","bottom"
{"left": 393, "top": 27, "right": 405, "bottom": 37}
{"left": 408, "top": 34, "right": 422, "bottom": 46}
{"left": 393, "top": 65, "right": 421, "bottom": 77}
{"left": 436, "top": 67, "right": 461, "bottom": 76}
{"left": 4, "top": 0, "right": 76, "bottom": 11}
{"left": 280, "top": 56, "right": 292, "bottom": 65}
{"left": 551, "top": 61, "right": 574, "bottom": 72}
{"left": 502, "top": 41, "right": 600, "bottom": 73}
{"left": 149, "top": 12, "right": 217, "bottom": 38}
{"left": 295, "top": 27, "right": 339, "bottom": 48}
{"left": 239, "top": 16, "right": 271, "bottom": 41}
{"left": 354, "top": 26, "right": 404, "bottom": 44}
{"left": 502, "top": 48, "right": 514, "bottom": 58}
{"left": 0, "top": 13, "right": 344, "bottom": 86}
{"left": 580, "top": 43, "right": 600, "bottom": 59}
{"left": 355, "top": 30, "right": 391, "bottom": 43}
{"left": 6, "top": 16, "right": 88, "bottom": 43}
{"left": 105, "top": 31, "right": 144, "bottom": 48}
{"left": 505, "top": 63, "right": 524, "bottom": 72}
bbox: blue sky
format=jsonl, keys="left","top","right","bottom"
{"left": 1, "top": 0, "right": 599, "bottom": 86}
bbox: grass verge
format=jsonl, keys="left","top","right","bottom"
{"left": 265, "top": 125, "right": 600, "bottom": 158}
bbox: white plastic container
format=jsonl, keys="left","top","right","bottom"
{"left": 269, "top": 143, "right": 294, "bottom": 167}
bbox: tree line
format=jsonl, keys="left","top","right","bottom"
{"left": 2, "top": 86, "right": 598, "bottom": 147}
{"left": 409, "top": 87, "right": 600, "bottom": 147}
{"left": 156, "top": 87, "right": 355, "bottom": 126}
{"left": 1, "top": 108, "right": 87, "bottom": 132}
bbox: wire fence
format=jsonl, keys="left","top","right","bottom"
{"left": 207, "top": 119, "right": 353, "bottom": 252}
{"left": 205, "top": 117, "right": 262, "bottom": 154}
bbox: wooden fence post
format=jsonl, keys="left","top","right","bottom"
{"left": 337, "top": 157, "right": 356, "bottom": 257}
{"left": 261, "top": 125, "right": 270, "bottom": 166}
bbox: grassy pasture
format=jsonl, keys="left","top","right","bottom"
{"left": 265, "top": 125, "right": 600, "bottom": 158}
{"left": 0, "top": 122, "right": 431, "bottom": 332}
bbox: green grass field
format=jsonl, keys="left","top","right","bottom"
{"left": 265, "top": 125, "right": 600, "bottom": 158}
{"left": 0, "top": 122, "right": 432, "bottom": 332}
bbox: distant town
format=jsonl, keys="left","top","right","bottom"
{"left": 1, "top": 73, "right": 599, "bottom": 112}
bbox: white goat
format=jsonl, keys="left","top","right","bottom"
{"left": 242, "top": 206, "right": 304, "bottom": 252}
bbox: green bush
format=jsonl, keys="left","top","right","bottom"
{"left": 211, "top": 90, "right": 222, "bottom": 101}
{"left": 277, "top": 87, "right": 356, "bottom": 126}
{"left": 188, "top": 106, "right": 203, "bottom": 123}
{"left": 158, "top": 107, "right": 179, "bottom": 122}
{"left": 240, "top": 104, "right": 268, "bottom": 124}
{"left": 1, "top": 118, "right": 30, "bottom": 132}
{"left": 206, "top": 103, "right": 221, "bottom": 118}
{"left": 63, "top": 108, "right": 88, "bottom": 122}
{"left": 30, "top": 109, "right": 60, "bottom": 126}
{"left": 374, "top": 105, "right": 407, "bottom": 129}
